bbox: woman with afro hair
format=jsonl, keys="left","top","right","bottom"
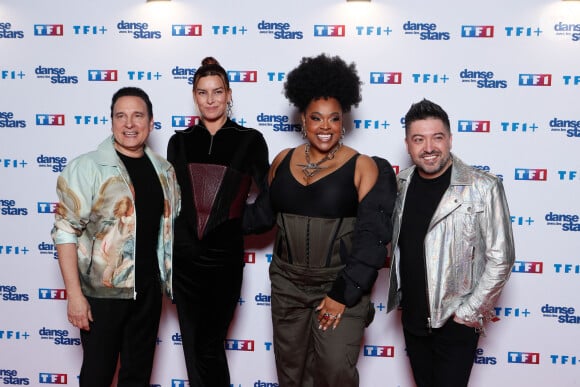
{"left": 267, "top": 54, "right": 397, "bottom": 386}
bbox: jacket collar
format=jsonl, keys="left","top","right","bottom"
{"left": 178, "top": 118, "right": 240, "bottom": 134}
{"left": 95, "top": 135, "right": 161, "bottom": 170}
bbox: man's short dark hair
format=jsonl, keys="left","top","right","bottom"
{"left": 404, "top": 99, "right": 450, "bottom": 134}
{"left": 110, "top": 87, "right": 153, "bottom": 119}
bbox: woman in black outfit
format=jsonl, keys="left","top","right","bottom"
{"left": 167, "top": 57, "right": 270, "bottom": 386}
{"left": 267, "top": 54, "right": 397, "bottom": 387}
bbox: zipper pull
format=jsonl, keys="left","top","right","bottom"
{"left": 427, "top": 317, "right": 432, "bottom": 334}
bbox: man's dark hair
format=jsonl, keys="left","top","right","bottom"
{"left": 110, "top": 86, "right": 153, "bottom": 119}
{"left": 404, "top": 99, "right": 450, "bottom": 134}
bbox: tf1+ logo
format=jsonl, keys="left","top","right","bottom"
{"left": 224, "top": 339, "right": 254, "bottom": 351}
{"left": 554, "top": 263, "right": 580, "bottom": 274}
{"left": 550, "top": 354, "right": 580, "bottom": 365}
{"left": 211, "top": 25, "right": 247, "bottom": 35}
{"left": 506, "top": 26, "right": 543, "bottom": 37}
{"left": 508, "top": 351, "right": 540, "bottom": 364}
{"left": 0, "top": 159, "right": 27, "bottom": 168}
{"left": 494, "top": 307, "right": 531, "bottom": 318}
{"left": 72, "top": 25, "right": 107, "bottom": 35}
{"left": 39, "top": 373, "right": 67, "bottom": 384}
{"left": 1, "top": 70, "right": 25, "bottom": 80}
{"left": 0, "top": 330, "right": 30, "bottom": 340}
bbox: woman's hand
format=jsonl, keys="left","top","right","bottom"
{"left": 316, "top": 296, "right": 346, "bottom": 331}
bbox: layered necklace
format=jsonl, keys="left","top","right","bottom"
{"left": 297, "top": 142, "right": 342, "bottom": 182}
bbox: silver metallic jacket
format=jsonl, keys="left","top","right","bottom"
{"left": 387, "top": 155, "right": 515, "bottom": 329}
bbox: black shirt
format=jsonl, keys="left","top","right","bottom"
{"left": 118, "top": 151, "right": 164, "bottom": 292}
{"left": 399, "top": 166, "right": 451, "bottom": 335}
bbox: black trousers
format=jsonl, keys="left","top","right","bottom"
{"left": 173, "top": 248, "right": 244, "bottom": 387}
{"left": 403, "top": 320, "right": 480, "bottom": 387}
{"left": 79, "top": 281, "right": 162, "bottom": 387}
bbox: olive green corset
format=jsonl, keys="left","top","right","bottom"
{"left": 274, "top": 213, "right": 356, "bottom": 268}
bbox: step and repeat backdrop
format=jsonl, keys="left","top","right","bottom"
{"left": 1, "top": 0, "right": 579, "bottom": 385}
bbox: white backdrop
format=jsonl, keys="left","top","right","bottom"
{"left": 1, "top": 0, "right": 579, "bottom": 386}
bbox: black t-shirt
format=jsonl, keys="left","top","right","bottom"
{"left": 118, "top": 151, "right": 164, "bottom": 292}
{"left": 398, "top": 166, "right": 451, "bottom": 335}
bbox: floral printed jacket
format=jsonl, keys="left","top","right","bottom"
{"left": 51, "top": 136, "right": 180, "bottom": 299}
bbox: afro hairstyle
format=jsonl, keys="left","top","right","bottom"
{"left": 283, "top": 54, "right": 362, "bottom": 113}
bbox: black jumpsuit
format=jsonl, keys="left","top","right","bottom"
{"left": 167, "top": 119, "right": 270, "bottom": 387}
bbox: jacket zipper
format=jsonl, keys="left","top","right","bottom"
{"left": 208, "top": 135, "right": 214, "bottom": 155}
{"left": 423, "top": 244, "right": 432, "bottom": 334}
{"left": 117, "top": 165, "right": 138, "bottom": 300}
{"left": 86, "top": 236, "right": 96, "bottom": 275}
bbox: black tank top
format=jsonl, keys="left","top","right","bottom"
{"left": 270, "top": 148, "right": 359, "bottom": 218}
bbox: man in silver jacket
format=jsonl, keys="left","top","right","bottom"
{"left": 387, "top": 99, "right": 515, "bottom": 387}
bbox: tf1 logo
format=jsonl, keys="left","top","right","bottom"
{"left": 514, "top": 168, "right": 547, "bottom": 181}
{"left": 314, "top": 25, "right": 345, "bottom": 37}
{"left": 39, "top": 373, "right": 67, "bottom": 384}
{"left": 518, "top": 74, "right": 551, "bottom": 86}
{"left": 370, "top": 72, "right": 401, "bottom": 84}
{"left": 508, "top": 351, "right": 540, "bottom": 364}
{"left": 364, "top": 345, "right": 394, "bottom": 357}
{"left": 38, "top": 288, "right": 66, "bottom": 300}
{"left": 34, "top": 24, "right": 63, "bottom": 36}
{"left": 88, "top": 70, "right": 118, "bottom": 81}
{"left": 224, "top": 339, "right": 254, "bottom": 351}
{"left": 512, "top": 261, "right": 543, "bottom": 273}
